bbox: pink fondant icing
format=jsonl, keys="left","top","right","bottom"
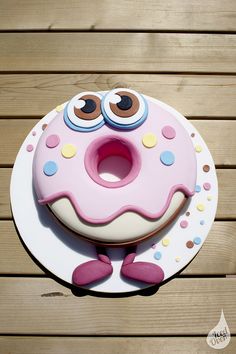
{"left": 46, "top": 134, "right": 60, "bottom": 148}
{"left": 33, "top": 95, "right": 197, "bottom": 224}
{"left": 27, "top": 144, "right": 34, "bottom": 152}
{"left": 162, "top": 125, "right": 176, "bottom": 139}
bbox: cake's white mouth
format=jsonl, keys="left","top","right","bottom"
{"left": 84, "top": 135, "right": 141, "bottom": 188}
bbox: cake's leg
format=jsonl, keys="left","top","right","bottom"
{"left": 72, "top": 247, "right": 113, "bottom": 286}
{"left": 121, "top": 247, "right": 164, "bottom": 284}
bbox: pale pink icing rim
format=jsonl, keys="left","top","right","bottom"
{"left": 38, "top": 184, "right": 194, "bottom": 224}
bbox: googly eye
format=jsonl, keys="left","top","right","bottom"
{"left": 101, "top": 88, "right": 148, "bottom": 130}
{"left": 64, "top": 92, "right": 104, "bottom": 132}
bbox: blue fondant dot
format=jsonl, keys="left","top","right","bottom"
{"left": 200, "top": 220, "right": 205, "bottom": 225}
{"left": 195, "top": 185, "right": 201, "bottom": 193}
{"left": 160, "top": 151, "right": 175, "bottom": 166}
{"left": 43, "top": 161, "right": 58, "bottom": 176}
{"left": 154, "top": 251, "right": 162, "bottom": 260}
{"left": 193, "top": 237, "right": 202, "bottom": 245}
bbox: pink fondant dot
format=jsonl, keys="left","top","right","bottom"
{"left": 203, "top": 182, "right": 211, "bottom": 191}
{"left": 162, "top": 126, "right": 176, "bottom": 139}
{"left": 32, "top": 131, "right": 36, "bottom": 136}
{"left": 26, "top": 144, "right": 34, "bottom": 152}
{"left": 180, "top": 220, "right": 188, "bottom": 229}
{"left": 46, "top": 134, "right": 60, "bottom": 148}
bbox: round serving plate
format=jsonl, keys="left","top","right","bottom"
{"left": 10, "top": 94, "right": 218, "bottom": 293}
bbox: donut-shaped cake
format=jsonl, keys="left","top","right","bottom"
{"left": 33, "top": 89, "right": 197, "bottom": 246}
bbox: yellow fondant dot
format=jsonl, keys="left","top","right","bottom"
{"left": 142, "top": 133, "right": 157, "bottom": 148}
{"left": 207, "top": 195, "right": 212, "bottom": 201}
{"left": 195, "top": 145, "right": 202, "bottom": 153}
{"left": 197, "top": 203, "right": 205, "bottom": 212}
{"left": 162, "top": 237, "right": 170, "bottom": 247}
{"left": 175, "top": 256, "right": 181, "bottom": 262}
{"left": 56, "top": 104, "right": 64, "bottom": 112}
{"left": 61, "top": 144, "right": 77, "bottom": 158}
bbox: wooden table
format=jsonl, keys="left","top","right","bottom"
{"left": 0, "top": 1, "right": 236, "bottom": 353}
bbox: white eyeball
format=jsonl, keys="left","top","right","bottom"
{"left": 64, "top": 92, "right": 104, "bottom": 132}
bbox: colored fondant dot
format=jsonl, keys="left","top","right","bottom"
{"left": 61, "top": 144, "right": 77, "bottom": 158}
{"left": 56, "top": 104, "right": 64, "bottom": 112}
{"left": 142, "top": 133, "right": 157, "bottom": 148}
{"left": 197, "top": 204, "right": 205, "bottom": 212}
{"left": 162, "top": 126, "right": 176, "bottom": 139}
{"left": 46, "top": 134, "right": 60, "bottom": 148}
{"left": 160, "top": 151, "right": 175, "bottom": 166}
{"left": 26, "top": 144, "right": 34, "bottom": 152}
{"left": 207, "top": 195, "right": 212, "bottom": 201}
{"left": 193, "top": 237, "right": 202, "bottom": 245}
{"left": 203, "top": 182, "right": 211, "bottom": 191}
{"left": 200, "top": 220, "right": 205, "bottom": 225}
{"left": 180, "top": 220, "right": 188, "bottom": 229}
{"left": 186, "top": 211, "right": 190, "bottom": 217}
{"left": 195, "top": 185, "right": 201, "bottom": 193}
{"left": 154, "top": 251, "right": 162, "bottom": 260}
{"left": 42, "top": 124, "right": 48, "bottom": 131}
{"left": 191, "top": 133, "right": 195, "bottom": 138}
{"left": 43, "top": 161, "right": 58, "bottom": 176}
{"left": 195, "top": 145, "right": 202, "bottom": 153}
{"left": 32, "top": 131, "right": 36, "bottom": 136}
{"left": 162, "top": 237, "right": 170, "bottom": 247}
{"left": 203, "top": 165, "right": 210, "bottom": 172}
{"left": 175, "top": 256, "right": 181, "bottom": 262}
{"left": 186, "top": 240, "right": 194, "bottom": 249}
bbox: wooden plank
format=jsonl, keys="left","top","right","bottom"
{"left": 217, "top": 170, "right": 236, "bottom": 219}
{"left": 0, "top": 221, "right": 42, "bottom": 274}
{"left": 0, "top": 120, "right": 236, "bottom": 166}
{"left": 0, "top": 169, "right": 10, "bottom": 218}
{"left": 1, "top": 0, "right": 236, "bottom": 32}
{"left": 1, "top": 74, "right": 236, "bottom": 118}
{"left": 0, "top": 277, "right": 235, "bottom": 334}
{"left": 0, "top": 220, "right": 235, "bottom": 275}
{"left": 1, "top": 168, "right": 236, "bottom": 219}
{"left": 1, "top": 336, "right": 236, "bottom": 354}
{"left": 1, "top": 33, "right": 236, "bottom": 73}
{"left": 193, "top": 121, "right": 236, "bottom": 166}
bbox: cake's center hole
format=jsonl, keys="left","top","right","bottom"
{"left": 97, "top": 140, "right": 132, "bottom": 182}
{"left": 85, "top": 136, "right": 141, "bottom": 188}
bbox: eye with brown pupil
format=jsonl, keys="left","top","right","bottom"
{"left": 110, "top": 91, "right": 140, "bottom": 118}
{"left": 81, "top": 99, "right": 96, "bottom": 114}
{"left": 74, "top": 94, "right": 101, "bottom": 120}
{"left": 117, "top": 95, "right": 132, "bottom": 111}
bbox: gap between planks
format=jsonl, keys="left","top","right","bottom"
{"left": 2, "top": 29, "right": 236, "bottom": 35}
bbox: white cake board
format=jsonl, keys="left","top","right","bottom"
{"left": 10, "top": 95, "right": 218, "bottom": 294}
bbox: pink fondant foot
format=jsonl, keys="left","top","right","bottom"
{"left": 72, "top": 254, "right": 113, "bottom": 286}
{"left": 121, "top": 252, "right": 164, "bottom": 284}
